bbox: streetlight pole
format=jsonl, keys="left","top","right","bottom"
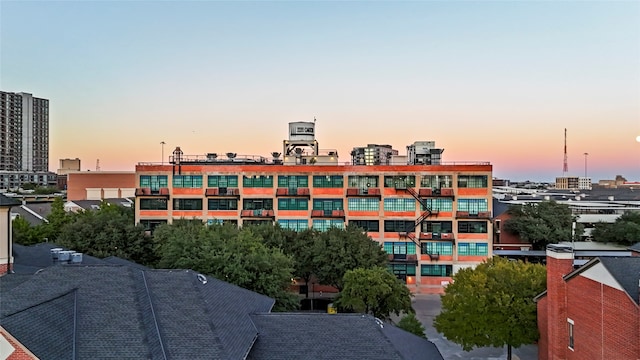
{"left": 583, "top": 152, "right": 588, "bottom": 177}
{"left": 161, "top": 141, "right": 166, "bottom": 165}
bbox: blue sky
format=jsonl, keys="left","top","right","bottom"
{"left": 1, "top": 1, "right": 639, "bottom": 181}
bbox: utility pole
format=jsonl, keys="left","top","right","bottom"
{"left": 161, "top": 141, "right": 166, "bottom": 165}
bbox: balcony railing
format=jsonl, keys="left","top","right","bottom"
{"left": 276, "top": 188, "right": 311, "bottom": 197}
{"left": 135, "top": 187, "right": 170, "bottom": 196}
{"left": 311, "top": 209, "right": 345, "bottom": 218}
{"left": 456, "top": 211, "right": 492, "bottom": 219}
{"left": 240, "top": 209, "right": 275, "bottom": 218}
{"left": 418, "top": 188, "right": 454, "bottom": 197}
{"left": 346, "top": 188, "right": 381, "bottom": 197}
{"left": 387, "top": 254, "right": 418, "bottom": 263}
{"left": 205, "top": 187, "right": 240, "bottom": 197}
{"left": 420, "top": 232, "right": 455, "bottom": 241}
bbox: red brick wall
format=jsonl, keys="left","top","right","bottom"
{"left": 565, "top": 275, "right": 639, "bottom": 359}
{"left": 537, "top": 296, "right": 549, "bottom": 360}
{"left": 67, "top": 172, "right": 135, "bottom": 200}
{"left": 0, "top": 263, "right": 11, "bottom": 275}
{"left": 544, "top": 253, "right": 574, "bottom": 360}
{"left": 1, "top": 327, "right": 38, "bottom": 360}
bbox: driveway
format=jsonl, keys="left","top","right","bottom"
{"left": 411, "top": 294, "right": 538, "bottom": 360}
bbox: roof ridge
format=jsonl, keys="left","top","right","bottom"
{"left": 2, "top": 287, "right": 77, "bottom": 318}
{"left": 131, "top": 269, "right": 167, "bottom": 360}
{"left": 193, "top": 272, "right": 232, "bottom": 359}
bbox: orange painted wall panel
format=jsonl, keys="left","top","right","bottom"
{"left": 242, "top": 188, "right": 275, "bottom": 196}
{"left": 347, "top": 211, "right": 379, "bottom": 217}
{"left": 458, "top": 233, "right": 490, "bottom": 240}
{"left": 311, "top": 188, "right": 344, "bottom": 196}
{"left": 458, "top": 255, "right": 489, "bottom": 262}
{"left": 383, "top": 211, "right": 416, "bottom": 217}
{"left": 206, "top": 211, "right": 238, "bottom": 217}
{"left": 172, "top": 188, "right": 204, "bottom": 195}
{"left": 420, "top": 255, "right": 453, "bottom": 261}
{"left": 420, "top": 277, "right": 453, "bottom": 286}
{"left": 458, "top": 188, "right": 489, "bottom": 196}
{"left": 433, "top": 211, "right": 453, "bottom": 218}
{"left": 139, "top": 210, "right": 168, "bottom": 217}
{"left": 172, "top": 210, "right": 204, "bottom": 218}
{"left": 277, "top": 210, "right": 309, "bottom": 217}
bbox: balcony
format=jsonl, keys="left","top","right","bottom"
{"left": 205, "top": 187, "right": 240, "bottom": 197}
{"left": 418, "top": 188, "right": 454, "bottom": 198}
{"left": 387, "top": 254, "right": 418, "bottom": 263}
{"left": 311, "top": 209, "right": 345, "bottom": 218}
{"left": 276, "top": 188, "right": 311, "bottom": 197}
{"left": 240, "top": 209, "right": 275, "bottom": 218}
{"left": 456, "top": 211, "right": 492, "bottom": 219}
{"left": 420, "top": 232, "right": 455, "bottom": 241}
{"left": 135, "top": 187, "right": 170, "bottom": 197}
{"left": 346, "top": 188, "right": 381, "bottom": 198}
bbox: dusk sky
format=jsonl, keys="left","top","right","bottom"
{"left": 1, "top": 1, "right": 639, "bottom": 182}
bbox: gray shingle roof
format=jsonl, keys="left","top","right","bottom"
{"left": 11, "top": 243, "right": 105, "bottom": 274}
{"left": 598, "top": 257, "right": 640, "bottom": 304}
{"left": 0, "top": 194, "right": 20, "bottom": 207}
{"left": 0, "top": 265, "right": 275, "bottom": 360}
{"left": 247, "top": 313, "right": 443, "bottom": 360}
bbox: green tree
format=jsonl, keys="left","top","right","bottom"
{"left": 591, "top": 211, "right": 640, "bottom": 245}
{"left": 434, "top": 257, "right": 546, "bottom": 360}
{"left": 312, "top": 225, "right": 388, "bottom": 291}
{"left": 41, "top": 197, "right": 73, "bottom": 243}
{"left": 56, "top": 201, "right": 157, "bottom": 266}
{"left": 155, "top": 221, "right": 299, "bottom": 311}
{"left": 397, "top": 312, "right": 426, "bottom": 338}
{"left": 503, "top": 200, "right": 581, "bottom": 250}
{"left": 12, "top": 216, "right": 45, "bottom": 245}
{"left": 336, "top": 267, "right": 413, "bottom": 321}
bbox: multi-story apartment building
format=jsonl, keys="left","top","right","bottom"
{"left": 0, "top": 91, "right": 52, "bottom": 189}
{"left": 135, "top": 122, "right": 493, "bottom": 293}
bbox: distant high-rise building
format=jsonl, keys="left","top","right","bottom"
{"left": 351, "top": 144, "right": 398, "bottom": 165}
{"left": 0, "top": 91, "right": 49, "bottom": 172}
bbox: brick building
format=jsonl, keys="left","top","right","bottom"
{"left": 66, "top": 171, "right": 136, "bottom": 201}
{"left": 535, "top": 244, "right": 640, "bottom": 359}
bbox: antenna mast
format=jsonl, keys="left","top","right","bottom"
{"left": 563, "top": 128, "right": 568, "bottom": 175}
{"left": 96, "top": 159, "right": 101, "bottom": 171}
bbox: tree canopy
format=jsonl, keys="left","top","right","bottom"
{"left": 434, "top": 257, "right": 546, "bottom": 360}
{"left": 312, "top": 225, "right": 388, "bottom": 291}
{"left": 397, "top": 312, "right": 426, "bottom": 338}
{"left": 154, "top": 221, "right": 299, "bottom": 311}
{"left": 336, "top": 267, "right": 413, "bottom": 321}
{"left": 503, "top": 200, "right": 581, "bottom": 250}
{"left": 591, "top": 211, "right": 640, "bottom": 246}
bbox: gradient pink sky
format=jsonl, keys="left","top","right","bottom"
{"left": 1, "top": 1, "right": 638, "bottom": 182}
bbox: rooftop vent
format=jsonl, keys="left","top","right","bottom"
{"left": 70, "top": 253, "right": 83, "bottom": 264}
{"left": 226, "top": 152, "right": 237, "bottom": 159}
{"left": 295, "top": 148, "right": 303, "bottom": 155}
{"left": 50, "top": 248, "right": 63, "bottom": 261}
{"left": 207, "top": 153, "right": 218, "bottom": 160}
{"left": 271, "top": 152, "right": 281, "bottom": 158}
{"left": 197, "top": 274, "right": 208, "bottom": 284}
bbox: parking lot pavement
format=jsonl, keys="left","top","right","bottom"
{"left": 411, "top": 294, "right": 538, "bottom": 360}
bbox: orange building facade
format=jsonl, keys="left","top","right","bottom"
{"left": 135, "top": 160, "right": 493, "bottom": 294}
{"left": 66, "top": 171, "right": 136, "bottom": 201}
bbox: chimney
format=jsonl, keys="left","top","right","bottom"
{"left": 545, "top": 244, "right": 574, "bottom": 360}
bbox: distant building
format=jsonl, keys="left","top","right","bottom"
{"left": 57, "top": 158, "right": 81, "bottom": 175}
{"left": 66, "top": 171, "right": 136, "bottom": 201}
{"left": 407, "top": 141, "right": 444, "bottom": 165}
{"left": 1, "top": 91, "right": 54, "bottom": 190}
{"left": 555, "top": 176, "right": 592, "bottom": 190}
{"left": 351, "top": 144, "right": 398, "bottom": 165}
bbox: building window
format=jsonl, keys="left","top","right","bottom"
{"left": 312, "top": 219, "right": 344, "bottom": 231}
{"left": 349, "top": 219, "right": 380, "bottom": 232}
{"left": 568, "top": 319, "right": 574, "bottom": 350}
{"left": 140, "top": 175, "right": 168, "bottom": 190}
{"left": 173, "top": 198, "right": 202, "bottom": 210}
{"left": 278, "top": 219, "right": 308, "bottom": 232}
{"left": 348, "top": 198, "right": 379, "bottom": 211}
{"left": 278, "top": 175, "right": 309, "bottom": 188}
{"left": 313, "top": 199, "right": 343, "bottom": 211}
{"left": 421, "top": 264, "right": 452, "bottom": 277}
{"left": 347, "top": 175, "right": 379, "bottom": 188}
{"left": 243, "top": 198, "right": 273, "bottom": 210}
{"left": 173, "top": 175, "right": 203, "bottom": 188}
{"left": 243, "top": 175, "right": 274, "bottom": 187}
{"left": 139, "top": 198, "right": 168, "bottom": 210}
{"left": 384, "top": 220, "right": 415, "bottom": 232}
{"left": 422, "top": 221, "right": 453, "bottom": 234}
{"left": 420, "top": 175, "right": 453, "bottom": 189}
{"left": 139, "top": 219, "right": 167, "bottom": 233}
{"left": 278, "top": 198, "right": 308, "bottom": 210}
{"left": 457, "top": 199, "right": 488, "bottom": 214}
{"left": 312, "top": 175, "right": 344, "bottom": 188}
{"left": 457, "top": 175, "right": 488, "bottom": 188}
{"left": 243, "top": 219, "right": 272, "bottom": 226}
{"left": 421, "top": 242, "right": 453, "bottom": 255}
{"left": 208, "top": 199, "right": 238, "bottom": 210}
{"left": 206, "top": 219, "right": 238, "bottom": 226}
{"left": 383, "top": 242, "right": 416, "bottom": 255}
{"left": 458, "top": 242, "right": 489, "bottom": 256}
{"left": 422, "top": 198, "right": 453, "bottom": 211}
{"left": 388, "top": 264, "right": 416, "bottom": 278}
{"left": 383, "top": 198, "right": 416, "bottom": 212}
{"left": 384, "top": 175, "right": 416, "bottom": 188}
{"left": 207, "top": 175, "right": 238, "bottom": 188}
{"left": 458, "top": 221, "right": 488, "bottom": 233}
